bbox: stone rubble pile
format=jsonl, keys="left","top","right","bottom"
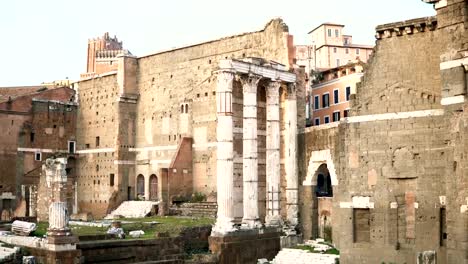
{"left": 105, "top": 201, "right": 159, "bottom": 219}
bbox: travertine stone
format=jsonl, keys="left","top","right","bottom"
{"left": 285, "top": 84, "right": 298, "bottom": 230}
{"left": 213, "top": 70, "right": 237, "bottom": 235}
{"left": 48, "top": 202, "right": 69, "bottom": 231}
{"left": 241, "top": 74, "right": 262, "bottom": 229}
{"left": 266, "top": 81, "right": 282, "bottom": 226}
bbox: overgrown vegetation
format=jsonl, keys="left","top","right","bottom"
{"left": 190, "top": 192, "right": 207, "bottom": 203}
{"left": 32, "top": 216, "right": 214, "bottom": 240}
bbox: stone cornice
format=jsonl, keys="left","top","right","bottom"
{"left": 375, "top": 16, "right": 437, "bottom": 40}
{"left": 219, "top": 59, "right": 296, "bottom": 83}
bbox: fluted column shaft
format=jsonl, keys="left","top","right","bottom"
{"left": 266, "top": 81, "right": 282, "bottom": 226}
{"left": 285, "top": 83, "right": 299, "bottom": 232}
{"left": 212, "top": 70, "right": 237, "bottom": 235}
{"left": 242, "top": 74, "right": 262, "bottom": 228}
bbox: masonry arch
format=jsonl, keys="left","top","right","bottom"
{"left": 303, "top": 149, "right": 338, "bottom": 240}
{"left": 149, "top": 174, "right": 158, "bottom": 201}
{"left": 136, "top": 174, "right": 145, "bottom": 199}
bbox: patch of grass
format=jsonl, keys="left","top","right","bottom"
{"left": 31, "top": 216, "right": 215, "bottom": 240}
{"left": 31, "top": 222, "right": 48, "bottom": 237}
{"left": 325, "top": 248, "right": 340, "bottom": 255}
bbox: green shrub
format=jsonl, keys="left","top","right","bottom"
{"left": 191, "top": 192, "right": 207, "bottom": 202}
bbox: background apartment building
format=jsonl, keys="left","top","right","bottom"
{"left": 295, "top": 23, "right": 373, "bottom": 125}
{"left": 310, "top": 61, "right": 364, "bottom": 126}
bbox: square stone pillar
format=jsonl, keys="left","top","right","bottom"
{"left": 212, "top": 70, "right": 237, "bottom": 235}
{"left": 265, "top": 80, "right": 282, "bottom": 226}
{"left": 241, "top": 74, "right": 262, "bottom": 229}
{"left": 285, "top": 83, "right": 298, "bottom": 233}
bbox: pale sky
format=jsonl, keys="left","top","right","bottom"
{"left": 0, "top": 0, "right": 435, "bottom": 86}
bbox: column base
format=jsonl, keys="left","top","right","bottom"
{"left": 209, "top": 228, "right": 281, "bottom": 264}
{"left": 212, "top": 216, "right": 237, "bottom": 236}
{"left": 241, "top": 218, "right": 263, "bottom": 229}
{"left": 265, "top": 215, "right": 283, "bottom": 227}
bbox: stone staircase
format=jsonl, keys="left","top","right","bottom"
{"left": 169, "top": 202, "right": 217, "bottom": 218}
{"left": 271, "top": 248, "right": 339, "bottom": 264}
{"left": 105, "top": 201, "right": 159, "bottom": 219}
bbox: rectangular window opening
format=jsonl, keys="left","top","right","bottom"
{"left": 314, "top": 118, "right": 320, "bottom": 126}
{"left": 322, "top": 94, "right": 329, "bottom": 108}
{"left": 346, "top": 86, "right": 351, "bottom": 101}
{"left": 333, "top": 89, "right": 339, "bottom": 104}
{"left": 95, "top": 136, "right": 100, "bottom": 147}
{"left": 68, "top": 141, "right": 76, "bottom": 154}
{"left": 30, "top": 132, "right": 35, "bottom": 143}
{"left": 110, "top": 173, "right": 115, "bottom": 187}
{"left": 440, "top": 207, "right": 447, "bottom": 246}
{"left": 344, "top": 109, "right": 350, "bottom": 118}
{"left": 324, "top": 116, "right": 330, "bottom": 124}
{"left": 333, "top": 111, "right": 341, "bottom": 122}
{"left": 34, "top": 152, "right": 42, "bottom": 161}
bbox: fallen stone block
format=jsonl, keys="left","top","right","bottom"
{"left": 11, "top": 220, "right": 37, "bottom": 236}
{"left": 129, "top": 230, "right": 145, "bottom": 238}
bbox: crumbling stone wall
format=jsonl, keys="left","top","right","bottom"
{"left": 76, "top": 73, "right": 121, "bottom": 218}
{"left": 300, "top": 1, "right": 468, "bottom": 263}
{"left": 76, "top": 19, "right": 301, "bottom": 219}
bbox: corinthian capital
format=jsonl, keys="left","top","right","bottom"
{"left": 241, "top": 74, "right": 262, "bottom": 93}
{"left": 286, "top": 83, "right": 296, "bottom": 99}
{"left": 216, "top": 70, "right": 235, "bottom": 92}
{"left": 267, "top": 80, "right": 281, "bottom": 93}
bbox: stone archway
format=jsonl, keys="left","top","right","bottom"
{"left": 149, "top": 174, "right": 158, "bottom": 201}
{"left": 303, "top": 149, "right": 337, "bottom": 240}
{"left": 136, "top": 174, "right": 145, "bottom": 200}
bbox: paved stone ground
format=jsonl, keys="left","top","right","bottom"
{"left": 270, "top": 248, "right": 339, "bottom": 264}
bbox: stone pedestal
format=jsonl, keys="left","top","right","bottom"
{"left": 47, "top": 202, "right": 78, "bottom": 252}
{"left": 209, "top": 228, "right": 281, "bottom": 264}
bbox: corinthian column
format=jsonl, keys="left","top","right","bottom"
{"left": 285, "top": 83, "right": 298, "bottom": 233}
{"left": 241, "top": 74, "right": 262, "bottom": 229}
{"left": 212, "top": 70, "right": 237, "bottom": 235}
{"left": 266, "top": 80, "right": 282, "bottom": 226}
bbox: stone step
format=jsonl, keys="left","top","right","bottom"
{"left": 105, "top": 201, "right": 159, "bottom": 219}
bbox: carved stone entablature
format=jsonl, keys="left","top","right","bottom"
{"left": 375, "top": 16, "right": 437, "bottom": 40}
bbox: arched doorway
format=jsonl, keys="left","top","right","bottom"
{"left": 314, "top": 164, "right": 333, "bottom": 241}
{"left": 136, "top": 174, "right": 145, "bottom": 200}
{"left": 149, "top": 174, "right": 158, "bottom": 201}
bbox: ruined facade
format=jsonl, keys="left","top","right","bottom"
{"left": 299, "top": 1, "right": 468, "bottom": 263}
{"left": 75, "top": 19, "right": 300, "bottom": 218}
{"left": 0, "top": 86, "right": 77, "bottom": 220}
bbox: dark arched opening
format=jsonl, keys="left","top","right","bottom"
{"left": 136, "top": 174, "right": 145, "bottom": 199}
{"left": 149, "top": 174, "right": 158, "bottom": 201}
